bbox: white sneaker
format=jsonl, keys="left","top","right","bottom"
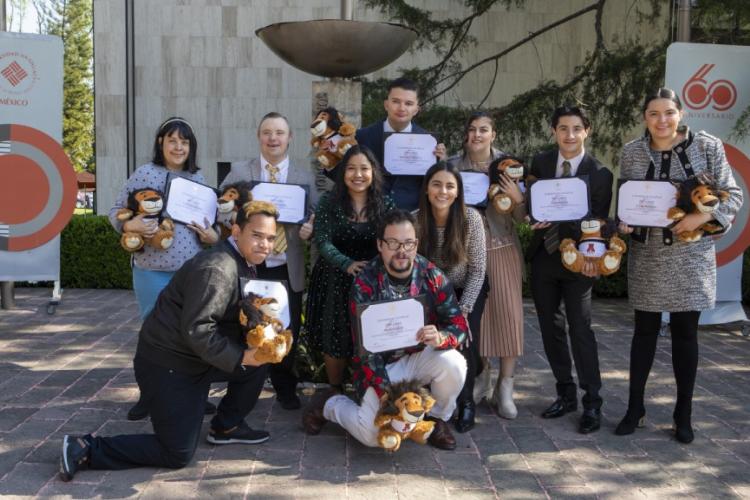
{"left": 494, "top": 377, "right": 517, "bottom": 420}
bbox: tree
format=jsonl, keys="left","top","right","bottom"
{"left": 361, "top": 0, "right": 749, "bottom": 157}
{"left": 38, "top": 0, "right": 94, "bottom": 172}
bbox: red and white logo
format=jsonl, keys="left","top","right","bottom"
{"left": 1, "top": 61, "right": 28, "bottom": 87}
{"left": 682, "top": 64, "right": 737, "bottom": 111}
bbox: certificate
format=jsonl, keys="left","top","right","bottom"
{"left": 529, "top": 177, "right": 590, "bottom": 223}
{"left": 355, "top": 296, "right": 427, "bottom": 354}
{"left": 249, "top": 182, "right": 308, "bottom": 224}
{"left": 461, "top": 172, "right": 490, "bottom": 207}
{"left": 383, "top": 133, "right": 438, "bottom": 176}
{"left": 241, "top": 278, "right": 291, "bottom": 328}
{"left": 617, "top": 180, "right": 678, "bottom": 228}
{"left": 164, "top": 176, "right": 218, "bottom": 226}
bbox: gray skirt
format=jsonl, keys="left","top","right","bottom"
{"left": 627, "top": 229, "right": 716, "bottom": 312}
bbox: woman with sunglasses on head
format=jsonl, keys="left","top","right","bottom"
{"left": 304, "top": 145, "right": 395, "bottom": 393}
{"left": 617, "top": 88, "right": 742, "bottom": 443}
{"left": 447, "top": 112, "right": 526, "bottom": 420}
{"left": 415, "top": 161, "right": 487, "bottom": 432}
{"left": 109, "top": 117, "right": 218, "bottom": 420}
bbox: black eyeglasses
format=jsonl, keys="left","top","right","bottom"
{"left": 381, "top": 238, "right": 418, "bottom": 251}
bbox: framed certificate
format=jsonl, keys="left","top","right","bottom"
{"left": 383, "top": 132, "right": 438, "bottom": 176}
{"left": 249, "top": 182, "right": 309, "bottom": 224}
{"left": 461, "top": 172, "right": 490, "bottom": 207}
{"left": 164, "top": 175, "right": 218, "bottom": 226}
{"left": 616, "top": 179, "right": 678, "bottom": 228}
{"left": 354, "top": 295, "right": 428, "bottom": 355}
{"left": 240, "top": 278, "right": 291, "bottom": 328}
{"left": 529, "top": 176, "right": 590, "bottom": 223}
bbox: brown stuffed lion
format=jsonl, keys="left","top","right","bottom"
{"left": 115, "top": 188, "right": 175, "bottom": 252}
{"left": 310, "top": 106, "right": 357, "bottom": 171}
{"left": 239, "top": 292, "right": 293, "bottom": 364}
{"left": 667, "top": 173, "right": 729, "bottom": 243}
{"left": 373, "top": 380, "right": 436, "bottom": 452}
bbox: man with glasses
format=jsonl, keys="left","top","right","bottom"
{"left": 302, "top": 209, "right": 467, "bottom": 450}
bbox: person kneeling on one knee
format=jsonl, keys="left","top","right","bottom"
{"left": 302, "top": 209, "right": 468, "bottom": 450}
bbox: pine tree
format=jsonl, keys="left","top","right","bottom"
{"left": 43, "top": 0, "right": 94, "bottom": 173}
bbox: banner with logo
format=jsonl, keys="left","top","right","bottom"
{"left": 666, "top": 42, "right": 750, "bottom": 324}
{"left": 0, "top": 32, "right": 74, "bottom": 281}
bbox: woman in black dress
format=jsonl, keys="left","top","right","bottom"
{"left": 305, "top": 145, "right": 395, "bottom": 391}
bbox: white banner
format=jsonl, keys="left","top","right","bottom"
{"left": 666, "top": 42, "right": 750, "bottom": 325}
{"left": 0, "top": 33, "right": 68, "bottom": 282}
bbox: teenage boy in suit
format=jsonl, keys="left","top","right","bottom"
{"left": 528, "top": 105, "right": 613, "bottom": 434}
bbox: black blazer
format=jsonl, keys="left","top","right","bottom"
{"left": 355, "top": 120, "right": 429, "bottom": 211}
{"left": 527, "top": 149, "right": 614, "bottom": 260}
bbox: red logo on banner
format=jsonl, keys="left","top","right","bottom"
{"left": 1, "top": 61, "right": 28, "bottom": 87}
{"left": 682, "top": 64, "right": 737, "bottom": 111}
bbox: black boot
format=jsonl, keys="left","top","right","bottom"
{"left": 673, "top": 397, "right": 694, "bottom": 443}
{"left": 670, "top": 312, "right": 699, "bottom": 444}
{"left": 615, "top": 328, "right": 658, "bottom": 436}
{"left": 615, "top": 407, "right": 646, "bottom": 435}
{"left": 454, "top": 401, "right": 476, "bottom": 433}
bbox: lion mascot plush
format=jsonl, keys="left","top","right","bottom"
{"left": 115, "top": 188, "right": 175, "bottom": 252}
{"left": 667, "top": 173, "right": 729, "bottom": 242}
{"left": 310, "top": 106, "right": 357, "bottom": 171}
{"left": 373, "top": 380, "right": 436, "bottom": 452}
{"left": 216, "top": 181, "right": 253, "bottom": 239}
{"left": 239, "top": 292, "right": 293, "bottom": 364}
{"left": 487, "top": 155, "right": 532, "bottom": 214}
{"left": 559, "top": 218, "right": 627, "bottom": 276}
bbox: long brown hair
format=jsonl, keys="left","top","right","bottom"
{"left": 417, "top": 162, "right": 467, "bottom": 268}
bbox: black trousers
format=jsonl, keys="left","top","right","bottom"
{"left": 456, "top": 277, "right": 489, "bottom": 405}
{"left": 256, "top": 262, "right": 302, "bottom": 399}
{"left": 530, "top": 249, "right": 602, "bottom": 410}
{"left": 88, "top": 356, "right": 267, "bottom": 470}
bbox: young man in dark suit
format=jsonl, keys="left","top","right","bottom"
{"left": 355, "top": 78, "right": 446, "bottom": 210}
{"left": 528, "top": 106, "right": 613, "bottom": 434}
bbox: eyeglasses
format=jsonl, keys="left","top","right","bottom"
{"left": 381, "top": 238, "right": 418, "bottom": 251}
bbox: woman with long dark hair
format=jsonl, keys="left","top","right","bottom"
{"left": 616, "top": 88, "right": 742, "bottom": 443}
{"left": 304, "top": 145, "right": 395, "bottom": 391}
{"left": 448, "top": 112, "right": 526, "bottom": 419}
{"left": 416, "top": 161, "right": 487, "bottom": 432}
{"left": 108, "top": 117, "right": 218, "bottom": 420}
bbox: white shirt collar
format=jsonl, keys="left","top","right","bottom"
{"left": 384, "top": 120, "right": 412, "bottom": 134}
{"left": 556, "top": 149, "right": 585, "bottom": 177}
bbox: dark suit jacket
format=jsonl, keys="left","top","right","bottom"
{"left": 527, "top": 149, "right": 614, "bottom": 260}
{"left": 355, "top": 120, "right": 429, "bottom": 211}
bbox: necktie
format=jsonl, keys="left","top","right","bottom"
{"left": 543, "top": 160, "right": 572, "bottom": 255}
{"left": 264, "top": 164, "right": 287, "bottom": 253}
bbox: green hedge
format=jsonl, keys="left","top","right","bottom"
{"left": 60, "top": 215, "right": 132, "bottom": 289}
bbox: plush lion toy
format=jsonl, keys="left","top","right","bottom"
{"left": 239, "top": 292, "right": 293, "bottom": 364}
{"left": 310, "top": 106, "right": 357, "bottom": 171}
{"left": 373, "top": 380, "right": 436, "bottom": 452}
{"left": 667, "top": 173, "right": 729, "bottom": 242}
{"left": 560, "top": 218, "right": 627, "bottom": 276}
{"left": 216, "top": 181, "right": 253, "bottom": 239}
{"left": 487, "top": 156, "right": 532, "bottom": 213}
{"left": 115, "top": 188, "right": 175, "bottom": 252}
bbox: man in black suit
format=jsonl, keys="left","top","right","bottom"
{"left": 355, "top": 77, "right": 446, "bottom": 210}
{"left": 528, "top": 106, "right": 613, "bottom": 434}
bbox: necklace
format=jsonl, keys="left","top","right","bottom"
{"left": 469, "top": 157, "right": 491, "bottom": 172}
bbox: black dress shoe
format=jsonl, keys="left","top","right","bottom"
{"left": 454, "top": 401, "right": 476, "bottom": 433}
{"left": 277, "top": 393, "right": 301, "bottom": 410}
{"left": 579, "top": 408, "right": 601, "bottom": 434}
{"left": 541, "top": 397, "right": 577, "bottom": 419}
{"left": 126, "top": 400, "right": 149, "bottom": 421}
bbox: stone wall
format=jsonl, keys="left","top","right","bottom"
{"left": 94, "top": 0, "right": 666, "bottom": 213}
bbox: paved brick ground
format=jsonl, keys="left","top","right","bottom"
{"left": 0, "top": 288, "right": 749, "bottom": 499}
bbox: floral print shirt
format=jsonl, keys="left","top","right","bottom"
{"left": 349, "top": 254, "right": 468, "bottom": 400}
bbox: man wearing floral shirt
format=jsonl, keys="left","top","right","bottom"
{"left": 302, "top": 210, "right": 467, "bottom": 450}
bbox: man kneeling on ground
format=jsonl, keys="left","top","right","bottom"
{"left": 60, "top": 201, "right": 281, "bottom": 481}
{"left": 302, "top": 209, "right": 468, "bottom": 450}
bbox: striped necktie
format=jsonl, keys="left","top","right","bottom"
{"left": 543, "top": 160, "right": 572, "bottom": 255}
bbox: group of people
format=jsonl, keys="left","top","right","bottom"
{"left": 58, "top": 78, "right": 741, "bottom": 482}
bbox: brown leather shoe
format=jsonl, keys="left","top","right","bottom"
{"left": 426, "top": 417, "right": 456, "bottom": 450}
{"left": 301, "top": 389, "right": 335, "bottom": 435}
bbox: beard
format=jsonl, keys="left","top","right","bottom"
{"left": 385, "top": 253, "right": 413, "bottom": 275}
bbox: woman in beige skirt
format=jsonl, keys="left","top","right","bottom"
{"left": 447, "top": 111, "right": 525, "bottom": 419}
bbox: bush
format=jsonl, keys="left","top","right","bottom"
{"left": 60, "top": 215, "right": 132, "bottom": 289}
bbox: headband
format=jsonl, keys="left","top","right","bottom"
{"left": 159, "top": 118, "right": 194, "bottom": 134}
